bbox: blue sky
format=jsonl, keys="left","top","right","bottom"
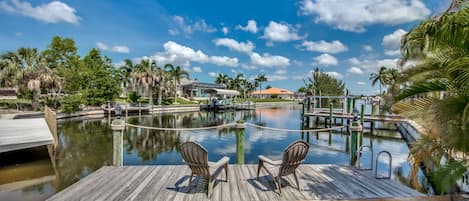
{"left": 0, "top": 0, "right": 449, "bottom": 94}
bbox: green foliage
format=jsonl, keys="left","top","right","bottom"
{"left": 127, "top": 91, "right": 140, "bottom": 103}
{"left": 61, "top": 94, "right": 83, "bottom": 114}
{"left": 431, "top": 160, "right": 467, "bottom": 194}
{"left": 67, "top": 49, "right": 121, "bottom": 106}
{"left": 297, "top": 86, "right": 307, "bottom": 93}
{"left": 394, "top": 1, "right": 469, "bottom": 194}
{"left": 303, "top": 68, "right": 346, "bottom": 96}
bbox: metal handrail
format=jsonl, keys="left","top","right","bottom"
{"left": 357, "top": 145, "right": 373, "bottom": 170}
{"left": 374, "top": 151, "right": 392, "bottom": 179}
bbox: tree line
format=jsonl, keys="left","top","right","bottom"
{"left": 0, "top": 36, "right": 190, "bottom": 113}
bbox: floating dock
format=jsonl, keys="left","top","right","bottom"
{"left": 0, "top": 118, "right": 54, "bottom": 153}
{"left": 47, "top": 164, "right": 424, "bottom": 201}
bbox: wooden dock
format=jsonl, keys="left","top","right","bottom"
{"left": 304, "top": 112, "right": 407, "bottom": 123}
{"left": 47, "top": 164, "right": 424, "bottom": 201}
{"left": 0, "top": 118, "right": 54, "bottom": 153}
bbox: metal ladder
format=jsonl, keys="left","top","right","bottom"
{"left": 356, "top": 146, "right": 392, "bottom": 179}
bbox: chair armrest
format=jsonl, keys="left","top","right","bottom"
{"left": 208, "top": 156, "right": 229, "bottom": 169}
{"left": 258, "top": 155, "right": 282, "bottom": 166}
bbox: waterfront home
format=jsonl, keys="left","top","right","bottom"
{"left": 251, "top": 87, "right": 294, "bottom": 99}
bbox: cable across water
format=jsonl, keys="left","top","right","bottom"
{"left": 245, "top": 123, "right": 345, "bottom": 132}
{"left": 125, "top": 122, "right": 236, "bottom": 131}
{"left": 125, "top": 122, "right": 345, "bottom": 132}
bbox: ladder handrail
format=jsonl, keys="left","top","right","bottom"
{"left": 357, "top": 145, "right": 373, "bottom": 170}
{"left": 375, "top": 150, "right": 392, "bottom": 179}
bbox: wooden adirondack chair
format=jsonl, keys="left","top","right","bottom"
{"left": 178, "top": 141, "right": 229, "bottom": 197}
{"left": 256, "top": 140, "right": 310, "bottom": 194}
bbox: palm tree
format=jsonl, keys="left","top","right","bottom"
{"left": 254, "top": 73, "right": 267, "bottom": 91}
{"left": 215, "top": 73, "right": 229, "bottom": 86}
{"left": 369, "top": 66, "right": 388, "bottom": 95}
{"left": 164, "top": 64, "right": 189, "bottom": 104}
{"left": 118, "top": 59, "right": 135, "bottom": 97}
{"left": 0, "top": 48, "right": 60, "bottom": 110}
{"left": 132, "top": 59, "right": 158, "bottom": 106}
{"left": 392, "top": 1, "right": 469, "bottom": 194}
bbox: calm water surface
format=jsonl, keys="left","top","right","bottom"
{"left": 0, "top": 105, "right": 432, "bottom": 201}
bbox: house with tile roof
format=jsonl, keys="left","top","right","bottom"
{"left": 251, "top": 87, "right": 294, "bottom": 99}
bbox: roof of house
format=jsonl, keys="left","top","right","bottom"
{"left": 203, "top": 88, "right": 240, "bottom": 96}
{"left": 251, "top": 87, "right": 294, "bottom": 95}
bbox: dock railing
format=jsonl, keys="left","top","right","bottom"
{"left": 44, "top": 106, "right": 58, "bottom": 147}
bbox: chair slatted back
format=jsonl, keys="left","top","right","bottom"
{"left": 279, "top": 140, "right": 310, "bottom": 176}
{"left": 179, "top": 142, "right": 210, "bottom": 177}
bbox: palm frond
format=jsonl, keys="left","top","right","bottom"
{"left": 395, "top": 79, "right": 448, "bottom": 101}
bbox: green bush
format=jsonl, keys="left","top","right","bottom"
{"left": 61, "top": 94, "right": 83, "bottom": 114}
{"left": 127, "top": 92, "right": 140, "bottom": 103}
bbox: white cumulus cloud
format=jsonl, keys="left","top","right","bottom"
{"left": 213, "top": 38, "right": 255, "bottom": 54}
{"left": 363, "top": 45, "right": 373, "bottom": 52}
{"left": 249, "top": 52, "right": 290, "bottom": 68}
{"left": 300, "top": 40, "right": 348, "bottom": 54}
{"left": 0, "top": 0, "right": 80, "bottom": 24}
{"left": 357, "top": 81, "right": 366, "bottom": 85}
{"left": 222, "top": 26, "right": 229, "bottom": 35}
{"left": 262, "top": 21, "right": 305, "bottom": 43}
{"left": 208, "top": 72, "right": 218, "bottom": 77}
{"left": 169, "top": 15, "right": 217, "bottom": 35}
{"left": 149, "top": 41, "right": 238, "bottom": 67}
{"left": 348, "top": 57, "right": 399, "bottom": 72}
{"left": 325, "top": 71, "right": 343, "bottom": 79}
{"left": 313, "top": 53, "right": 338, "bottom": 66}
{"left": 192, "top": 66, "right": 202, "bottom": 73}
{"left": 382, "top": 29, "right": 407, "bottom": 56}
{"left": 299, "top": 0, "right": 430, "bottom": 32}
{"left": 236, "top": 20, "right": 258, "bottom": 33}
{"left": 96, "top": 42, "right": 130, "bottom": 53}
{"left": 347, "top": 66, "right": 364, "bottom": 74}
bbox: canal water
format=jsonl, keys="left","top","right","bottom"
{"left": 0, "top": 105, "right": 432, "bottom": 201}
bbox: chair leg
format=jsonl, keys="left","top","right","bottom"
{"left": 189, "top": 173, "right": 194, "bottom": 184}
{"left": 207, "top": 178, "right": 214, "bottom": 198}
{"left": 293, "top": 171, "right": 301, "bottom": 191}
{"left": 276, "top": 176, "right": 282, "bottom": 194}
{"left": 257, "top": 160, "right": 263, "bottom": 181}
{"left": 186, "top": 173, "right": 194, "bottom": 193}
{"left": 224, "top": 163, "right": 229, "bottom": 182}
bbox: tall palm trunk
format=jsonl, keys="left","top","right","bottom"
{"left": 157, "top": 87, "right": 163, "bottom": 105}
{"left": 31, "top": 90, "right": 40, "bottom": 111}
{"left": 174, "top": 77, "right": 177, "bottom": 104}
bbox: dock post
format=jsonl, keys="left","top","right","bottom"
{"left": 139, "top": 102, "right": 142, "bottom": 117}
{"left": 360, "top": 104, "right": 365, "bottom": 146}
{"left": 347, "top": 98, "right": 351, "bottom": 114}
{"left": 329, "top": 103, "right": 333, "bottom": 128}
{"left": 352, "top": 98, "right": 356, "bottom": 111}
{"left": 307, "top": 97, "right": 311, "bottom": 113}
{"left": 235, "top": 121, "right": 245, "bottom": 164}
{"left": 111, "top": 119, "right": 125, "bottom": 166}
{"left": 350, "top": 118, "right": 362, "bottom": 166}
{"left": 108, "top": 102, "right": 111, "bottom": 122}
{"left": 371, "top": 104, "right": 377, "bottom": 117}
{"left": 125, "top": 103, "right": 128, "bottom": 120}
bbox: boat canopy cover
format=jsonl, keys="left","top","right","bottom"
{"left": 203, "top": 88, "right": 240, "bottom": 96}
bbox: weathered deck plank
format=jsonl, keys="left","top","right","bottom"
{"left": 47, "top": 164, "right": 425, "bottom": 201}
{"left": 0, "top": 118, "right": 54, "bottom": 153}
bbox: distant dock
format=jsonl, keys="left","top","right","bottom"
{"left": 0, "top": 118, "right": 54, "bottom": 153}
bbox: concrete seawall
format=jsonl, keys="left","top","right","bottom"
{"left": 0, "top": 102, "right": 298, "bottom": 120}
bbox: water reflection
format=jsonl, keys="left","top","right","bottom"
{"left": 0, "top": 106, "right": 432, "bottom": 201}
